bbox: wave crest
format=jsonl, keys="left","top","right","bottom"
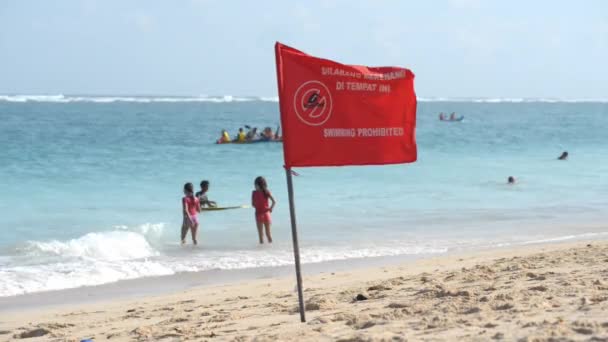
{"left": 21, "top": 230, "right": 159, "bottom": 262}
{"left": 2, "top": 94, "right": 606, "bottom": 104}
{"left": 0, "top": 94, "right": 282, "bottom": 103}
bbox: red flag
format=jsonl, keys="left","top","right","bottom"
{"left": 275, "top": 42, "right": 417, "bottom": 168}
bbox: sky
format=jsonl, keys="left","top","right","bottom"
{"left": 0, "top": 0, "right": 607, "bottom": 98}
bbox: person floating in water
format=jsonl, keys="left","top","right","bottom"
{"left": 195, "top": 180, "right": 216, "bottom": 208}
{"left": 558, "top": 151, "right": 568, "bottom": 160}
{"left": 252, "top": 176, "right": 276, "bottom": 244}
{"left": 181, "top": 182, "right": 200, "bottom": 245}
{"left": 508, "top": 176, "right": 516, "bottom": 184}
{"left": 218, "top": 129, "right": 231, "bottom": 143}
{"left": 246, "top": 127, "right": 258, "bottom": 141}
{"left": 439, "top": 112, "right": 446, "bottom": 121}
{"left": 235, "top": 128, "right": 246, "bottom": 142}
{"left": 260, "top": 127, "right": 275, "bottom": 141}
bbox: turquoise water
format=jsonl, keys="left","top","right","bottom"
{"left": 1, "top": 95, "right": 607, "bottom": 296}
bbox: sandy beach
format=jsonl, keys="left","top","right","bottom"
{"left": 0, "top": 240, "right": 606, "bottom": 341}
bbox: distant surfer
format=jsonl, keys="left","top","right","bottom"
{"left": 507, "top": 176, "right": 516, "bottom": 184}
{"left": 181, "top": 182, "right": 200, "bottom": 245}
{"left": 450, "top": 112, "right": 456, "bottom": 120}
{"left": 558, "top": 151, "right": 568, "bottom": 160}
{"left": 196, "top": 180, "right": 217, "bottom": 208}
{"left": 439, "top": 112, "right": 446, "bottom": 121}
{"left": 252, "top": 176, "right": 276, "bottom": 244}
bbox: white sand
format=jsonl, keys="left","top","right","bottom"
{"left": 1, "top": 240, "right": 607, "bottom": 341}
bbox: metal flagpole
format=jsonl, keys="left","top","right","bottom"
{"left": 285, "top": 167, "right": 306, "bottom": 322}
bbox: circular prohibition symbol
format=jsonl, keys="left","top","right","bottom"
{"left": 293, "top": 80, "right": 333, "bottom": 126}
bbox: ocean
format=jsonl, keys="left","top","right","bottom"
{"left": 1, "top": 95, "right": 607, "bottom": 297}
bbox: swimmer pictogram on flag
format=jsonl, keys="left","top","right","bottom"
{"left": 275, "top": 42, "right": 417, "bottom": 168}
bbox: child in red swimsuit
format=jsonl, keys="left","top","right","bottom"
{"left": 252, "top": 176, "right": 276, "bottom": 244}
{"left": 181, "top": 182, "right": 200, "bottom": 245}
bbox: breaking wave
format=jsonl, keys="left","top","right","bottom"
{"left": 2, "top": 94, "right": 606, "bottom": 104}
{"left": 0, "top": 94, "right": 280, "bottom": 103}
{"left": 0, "top": 223, "right": 446, "bottom": 297}
{"left": 417, "top": 97, "right": 608, "bottom": 103}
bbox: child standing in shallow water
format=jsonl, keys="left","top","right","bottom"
{"left": 181, "top": 182, "right": 200, "bottom": 245}
{"left": 252, "top": 176, "right": 276, "bottom": 244}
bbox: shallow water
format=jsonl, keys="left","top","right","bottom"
{"left": 0, "top": 95, "right": 607, "bottom": 296}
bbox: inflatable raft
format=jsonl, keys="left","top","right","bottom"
{"left": 440, "top": 116, "right": 464, "bottom": 122}
{"left": 216, "top": 139, "right": 283, "bottom": 144}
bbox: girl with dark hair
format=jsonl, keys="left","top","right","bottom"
{"left": 181, "top": 182, "right": 200, "bottom": 245}
{"left": 252, "top": 176, "right": 276, "bottom": 244}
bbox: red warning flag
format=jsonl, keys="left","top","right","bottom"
{"left": 275, "top": 42, "right": 417, "bottom": 168}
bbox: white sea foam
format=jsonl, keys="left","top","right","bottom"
{"left": 0, "top": 259, "right": 181, "bottom": 297}
{"left": 0, "top": 225, "right": 446, "bottom": 297}
{"left": 0, "top": 94, "right": 261, "bottom": 103}
{"left": 520, "top": 231, "right": 608, "bottom": 245}
{"left": 258, "top": 96, "right": 279, "bottom": 102}
{"left": 20, "top": 231, "right": 159, "bottom": 261}
{"left": 417, "top": 97, "right": 608, "bottom": 103}
{"left": 2, "top": 94, "right": 606, "bottom": 104}
{"left": 3, "top": 222, "right": 606, "bottom": 297}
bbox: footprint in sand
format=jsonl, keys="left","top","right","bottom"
{"left": 493, "top": 303, "right": 514, "bottom": 311}
{"left": 529, "top": 285, "right": 548, "bottom": 292}
{"left": 14, "top": 328, "right": 51, "bottom": 339}
{"left": 462, "top": 307, "right": 482, "bottom": 314}
{"left": 154, "top": 307, "right": 175, "bottom": 312}
{"left": 367, "top": 284, "right": 391, "bottom": 292}
{"left": 572, "top": 327, "right": 593, "bottom": 335}
{"left": 106, "top": 332, "right": 123, "bottom": 339}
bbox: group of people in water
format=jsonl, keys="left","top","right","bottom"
{"left": 507, "top": 151, "right": 569, "bottom": 184}
{"left": 217, "top": 126, "right": 282, "bottom": 143}
{"left": 438, "top": 112, "right": 459, "bottom": 121}
{"left": 181, "top": 177, "right": 276, "bottom": 245}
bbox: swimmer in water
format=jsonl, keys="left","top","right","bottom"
{"left": 246, "top": 127, "right": 258, "bottom": 141}
{"left": 558, "top": 151, "right": 568, "bottom": 160}
{"left": 235, "top": 128, "right": 246, "bottom": 142}
{"left": 195, "top": 180, "right": 216, "bottom": 208}
{"left": 218, "top": 129, "right": 231, "bottom": 143}
{"left": 260, "top": 127, "right": 274, "bottom": 141}
{"left": 508, "top": 176, "right": 516, "bottom": 184}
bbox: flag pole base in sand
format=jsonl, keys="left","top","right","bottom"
{"left": 285, "top": 167, "right": 306, "bottom": 322}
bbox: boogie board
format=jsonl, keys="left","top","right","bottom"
{"left": 216, "top": 139, "right": 282, "bottom": 144}
{"left": 440, "top": 116, "right": 464, "bottom": 122}
{"left": 200, "top": 205, "right": 250, "bottom": 211}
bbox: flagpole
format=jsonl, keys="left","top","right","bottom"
{"left": 285, "top": 167, "right": 306, "bottom": 322}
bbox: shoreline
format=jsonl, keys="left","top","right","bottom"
{"left": 1, "top": 232, "right": 607, "bottom": 312}
{"left": 0, "top": 250, "right": 432, "bottom": 313}
{"left": 1, "top": 239, "right": 607, "bottom": 340}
